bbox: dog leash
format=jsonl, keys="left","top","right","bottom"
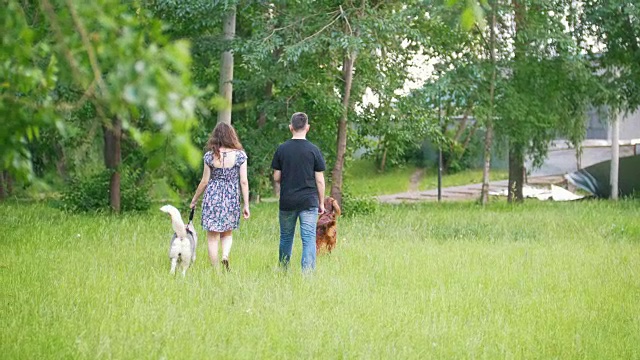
{"left": 185, "top": 207, "right": 196, "bottom": 237}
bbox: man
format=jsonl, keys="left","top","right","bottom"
{"left": 272, "top": 112, "right": 326, "bottom": 271}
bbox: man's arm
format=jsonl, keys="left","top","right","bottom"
{"left": 315, "top": 171, "right": 325, "bottom": 213}
{"left": 273, "top": 170, "right": 281, "bottom": 184}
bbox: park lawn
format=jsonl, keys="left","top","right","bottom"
{"left": 344, "top": 159, "right": 510, "bottom": 197}
{"left": 421, "top": 169, "right": 510, "bottom": 191}
{"left": 343, "top": 159, "right": 418, "bottom": 197}
{"left": 1, "top": 200, "right": 639, "bottom": 359}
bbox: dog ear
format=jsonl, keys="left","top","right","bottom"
{"left": 332, "top": 198, "right": 341, "bottom": 217}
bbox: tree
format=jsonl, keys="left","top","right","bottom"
{"left": 499, "top": 0, "right": 596, "bottom": 202}
{"left": 414, "top": 3, "right": 497, "bottom": 181}
{"left": 423, "top": 1, "right": 598, "bottom": 203}
{"left": 236, "top": 1, "right": 436, "bottom": 203}
{"left": 578, "top": 1, "right": 640, "bottom": 112}
{"left": 572, "top": 1, "right": 640, "bottom": 200}
{"left": 1, "top": 1, "right": 58, "bottom": 186}
{"left": 218, "top": 4, "right": 236, "bottom": 125}
{"left": 146, "top": 0, "right": 501, "bottom": 203}
{"left": 2, "top": 1, "right": 202, "bottom": 210}
{"left": 480, "top": 0, "right": 497, "bottom": 205}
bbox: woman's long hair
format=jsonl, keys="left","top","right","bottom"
{"left": 206, "top": 122, "right": 243, "bottom": 159}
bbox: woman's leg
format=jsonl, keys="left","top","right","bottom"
{"left": 220, "top": 230, "right": 233, "bottom": 271}
{"left": 207, "top": 231, "right": 221, "bottom": 267}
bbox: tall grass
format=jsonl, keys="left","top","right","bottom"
{"left": 1, "top": 200, "right": 639, "bottom": 359}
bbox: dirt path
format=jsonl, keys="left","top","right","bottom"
{"left": 408, "top": 168, "right": 425, "bottom": 192}
{"left": 377, "top": 174, "right": 565, "bottom": 203}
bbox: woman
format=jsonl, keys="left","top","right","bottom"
{"left": 191, "top": 123, "right": 250, "bottom": 272}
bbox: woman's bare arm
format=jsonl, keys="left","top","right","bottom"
{"left": 190, "top": 161, "right": 211, "bottom": 208}
{"left": 240, "top": 160, "right": 250, "bottom": 218}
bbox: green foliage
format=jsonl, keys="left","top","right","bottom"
{"left": 5, "top": 0, "right": 638, "bottom": 205}
{"left": 340, "top": 192, "right": 379, "bottom": 217}
{"left": 442, "top": 141, "right": 474, "bottom": 174}
{"left": 337, "top": 182, "right": 379, "bottom": 217}
{"left": 578, "top": 0, "right": 640, "bottom": 111}
{"left": 231, "top": 1, "right": 439, "bottom": 195}
{"left": 234, "top": 121, "right": 287, "bottom": 199}
{"left": 1, "top": 1, "right": 59, "bottom": 181}
{"left": 446, "top": 0, "right": 489, "bottom": 30}
{"left": 61, "top": 168, "right": 151, "bottom": 213}
{"left": 2, "top": 0, "right": 204, "bottom": 185}
{"left": 421, "top": 0, "right": 599, "bottom": 176}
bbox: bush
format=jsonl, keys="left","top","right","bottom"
{"left": 413, "top": 130, "right": 484, "bottom": 174}
{"left": 61, "top": 168, "right": 151, "bottom": 212}
{"left": 340, "top": 192, "right": 379, "bottom": 217}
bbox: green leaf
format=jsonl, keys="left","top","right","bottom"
{"left": 460, "top": 8, "right": 476, "bottom": 30}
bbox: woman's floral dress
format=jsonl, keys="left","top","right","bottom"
{"left": 201, "top": 150, "right": 247, "bottom": 232}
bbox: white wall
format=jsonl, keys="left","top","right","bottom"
{"left": 619, "top": 108, "right": 640, "bottom": 140}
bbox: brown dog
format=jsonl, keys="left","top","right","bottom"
{"left": 316, "top": 196, "right": 341, "bottom": 254}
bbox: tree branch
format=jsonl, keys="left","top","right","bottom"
{"left": 262, "top": 10, "right": 340, "bottom": 42}
{"left": 65, "top": 0, "right": 107, "bottom": 94}
{"left": 340, "top": 5, "right": 353, "bottom": 36}
{"left": 40, "top": 0, "right": 86, "bottom": 88}
{"left": 474, "top": 24, "right": 490, "bottom": 49}
{"left": 61, "top": 0, "right": 107, "bottom": 121}
{"left": 40, "top": 0, "right": 109, "bottom": 122}
{"left": 2, "top": 79, "right": 96, "bottom": 112}
{"left": 295, "top": 11, "right": 342, "bottom": 45}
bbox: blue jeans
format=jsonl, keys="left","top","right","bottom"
{"left": 279, "top": 207, "right": 318, "bottom": 271}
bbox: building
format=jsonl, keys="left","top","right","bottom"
{"left": 531, "top": 107, "right": 640, "bottom": 177}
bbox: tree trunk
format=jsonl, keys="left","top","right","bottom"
{"left": 103, "top": 117, "right": 122, "bottom": 213}
{"left": 5, "top": 171, "right": 13, "bottom": 196}
{"left": 54, "top": 142, "right": 68, "bottom": 181}
{"left": 481, "top": 0, "right": 497, "bottom": 205}
{"left": 0, "top": 171, "right": 7, "bottom": 200}
{"left": 218, "top": 5, "right": 236, "bottom": 125}
{"left": 258, "top": 81, "right": 273, "bottom": 128}
{"left": 507, "top": 144, "right": 525, "bottom": 203}
{"left": 575, "top": 144, "right": 582, "bottom": 170}
{"left": 330, "top": 52, "right": 356, "bottom": 205}
{"left": 453, "top": 107, "right": 471, "bottom": 142}
{"left": 258, "top": 44, "right": 281, "bottom": 128}
{"left": 610, "top": 111, "right": 620, "bottom": 200}
{"left": 444, "top": 107, "right": 471, "bottom": 172}
{"left": 507, "top": 0, "right": 527, "bottom": 203}
{"left": 480, "top": 124, "right": 494, "bottom": 204}
{"left": 462, "top": 121, "right": 479, "bottom": 153}
{"left": 379, "top": 145, "right": 387, "bottom": 173}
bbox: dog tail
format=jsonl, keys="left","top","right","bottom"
{"left": 160, "top": 205, "right": 188, "bottom": 239}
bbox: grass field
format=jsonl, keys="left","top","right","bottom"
{"left": 420, "top": 169, "right": 510, "bottom": 191}
{"left": 344, "top": 160, "right": 509, "bottom": 197}
{"left": 2, "top": 199, "right": 639, "bottom": 359}
{"left": 344, "top": 160, "right": 419, "bottom": 196}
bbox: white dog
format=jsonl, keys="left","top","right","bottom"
{"left": 160, "top": 205, "right": 198, "bottom": 276}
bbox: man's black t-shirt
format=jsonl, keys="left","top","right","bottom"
{"left": 271, "top": 139, "right": 326, "bottom": 211}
